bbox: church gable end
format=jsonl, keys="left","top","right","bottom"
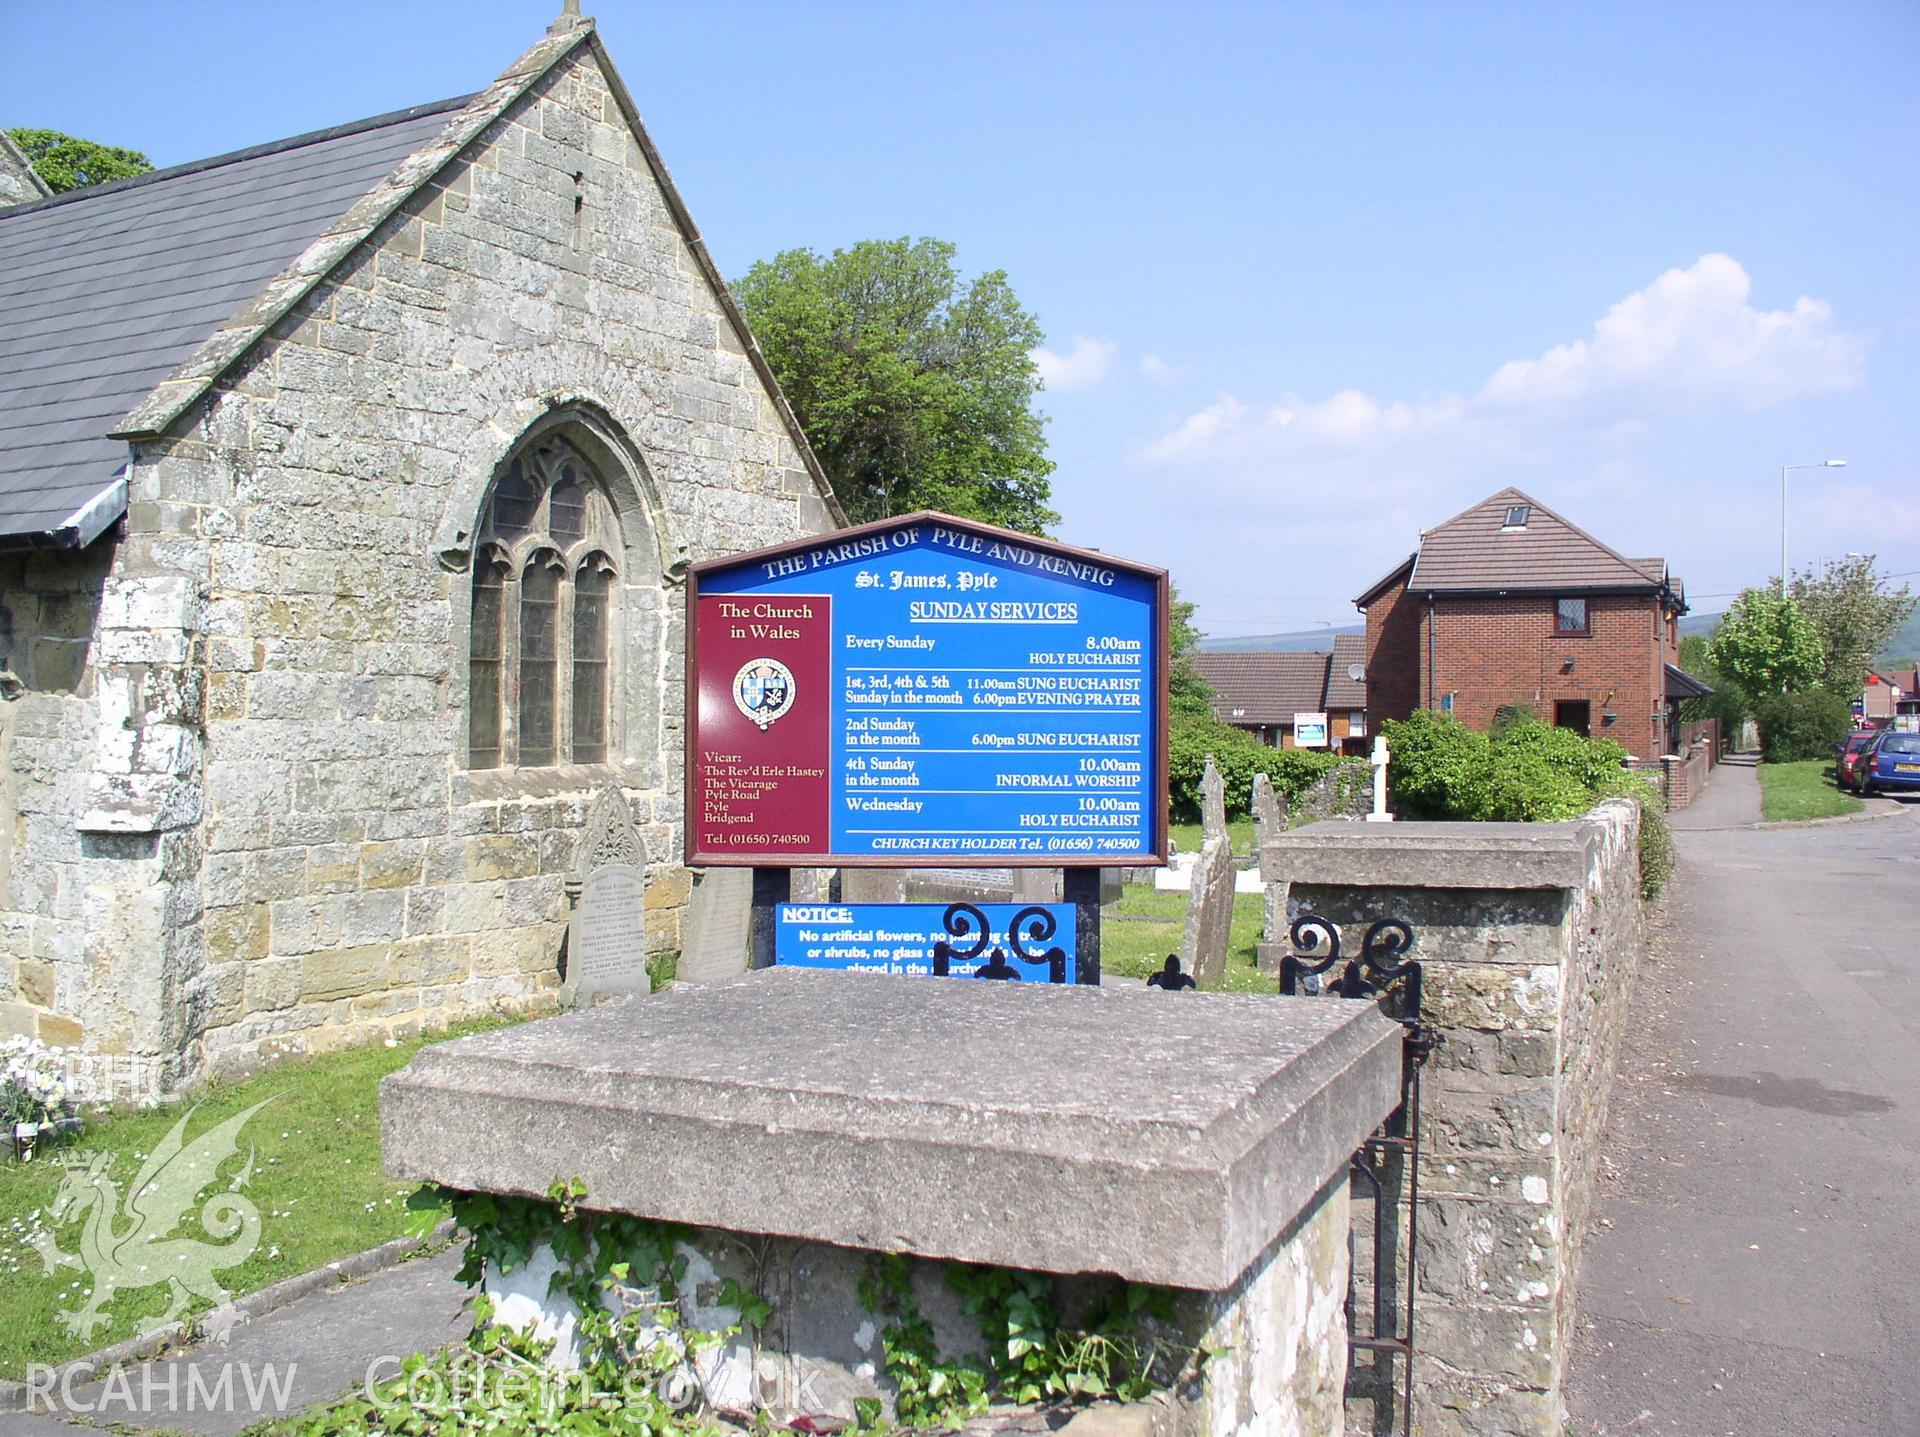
{"left": 0, "top": 22, "right": 837, "bottom": 1086}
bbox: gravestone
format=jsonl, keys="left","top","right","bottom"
{"left": 1181, "top": 834, "right": 1235, "bottom": 986}
{"left": 1251, "top": 772, "right": 1284, "bottom": 847}
{"left": 790, "top": 868, "right": 833, "bottom": 903}
{"left": 566, "top": 786, "right": 651, "bottom": 1000}
{"left": 841, "top": 869, "right": 907, "bottom": 904}
{"left": 1252, "top": 772, "right": 1289, "bottom": 964}
{"left": 679, "top": 868, "right": 753, "bottom": 983}
{"left": 1200, "top": 755, "right": 1228, "bottom": 842}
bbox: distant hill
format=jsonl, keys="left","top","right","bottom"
{"left": 1196, "top": 625, "right": 1361, "bottom": 653}
{"left": 1875, "top": 611, "right": 1920, "bottom": 667}
{"left": 1196, "top": 609, "right": 1920, "bottom": 665}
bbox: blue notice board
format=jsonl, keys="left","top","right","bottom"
{"left": 688, "top": 514, "right": 1166, "bottom": 866}
{"left": 775, "top": 903, "right": 1079, "bottom": 983}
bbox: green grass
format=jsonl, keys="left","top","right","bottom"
{"left": 0, "top": 1014, "right": 521, "bottom": 1378}
{"left": 1100, "top": 883, "right": 1273, "bottom": 993}
{"left": 1757, "top": 759, "right": 1864, "bottom": 822}
{"left": 1168, "top": 818, "right": 1257, "bottom": 856}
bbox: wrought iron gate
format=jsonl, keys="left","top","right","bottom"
{"left": 1281, "top": 915, "right": 1435, "bottom": 1437}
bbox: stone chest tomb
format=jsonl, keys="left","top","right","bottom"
{"left": 383, "top": 968, "right": 1407, "bottom": 1436}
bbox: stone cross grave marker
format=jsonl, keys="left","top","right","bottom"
{"left": 1251, "top": 772, "right": 1283, "bottom": 848}
{"left": 679, "top": 867, "right": 754, "bottom": 983}
{"left": 1200, "top": 755, "right": 1228, "bottom": 843}
{"left": 1181, "top": 833, "right": 1236, "bottom": 986}
{"left": 1251, "top": 772, "right": 1288, "bottom": 959}
{"left": 566, "top": 785, "right": 651, "bottom": 1000}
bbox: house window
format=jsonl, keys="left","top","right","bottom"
{"left": 468, "top": 438, "right": 622, "bottom": 769}
{"left": 1556, "top": 597, "right": 1589, "bottom": 635}
{"left": 1503, "top": 504, "right": 1530, "bottom": 529}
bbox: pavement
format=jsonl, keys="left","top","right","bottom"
{"left": 10, "top": 1247, "right": 468, "bottom": 1435}
{"left": 1565, "top": 758, "right": 1920, "bottom": 1436}
{"left": 1664, "top": 752, "right": 1762, "bottom": 830}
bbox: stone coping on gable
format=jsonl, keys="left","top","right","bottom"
{"left": 380, "top": 967, "right": 1403, "bottom": 1289}
{"left": 1259, "top": 814, "right": 1610, "bottom": 890}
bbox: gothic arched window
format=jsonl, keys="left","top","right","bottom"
{"left": 468, "top": 438, "right": 622, "bottom": 769}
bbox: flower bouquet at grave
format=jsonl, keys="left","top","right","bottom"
{"left": 1, "top": 1034, "right": 83, "bottom": 1162}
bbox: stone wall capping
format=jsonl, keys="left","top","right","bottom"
{"left": 1259, "top": 815, "right": 1602, "bottom": 890}
{"left": 382, "top": 967, "right": 1406, "bottom": 1289}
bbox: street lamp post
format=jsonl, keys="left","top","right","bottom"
{"left": 1780, "top": 459, "right": 1847, "bottom": 586}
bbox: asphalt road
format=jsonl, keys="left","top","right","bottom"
{"left": 1566, "top": 772, "right": 1920, "bottom": 1436}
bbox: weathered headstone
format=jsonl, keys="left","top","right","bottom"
{"left": 679, "top": 868, "right": 753, "bottom": 983}
{"left": 566, "top": 786, "right": 650, "bottom": 1000}
{"left": 1252, "top": 772, "right": 1289, "bottom": 969}
{"left": 840, "top": 869, "right": 907, "bottom": 904}
{"left": 1012, "top": 867, "right": 1061, "bottom": 904}
{"left": 1200, "top": 755, "right": 1228, "bottom": 843}
{"left": 790, "top": 868, "right": 833, "bottom": 903}
{"left": 1251, "top": 772, "right": 1283, "bottom": 848}
{"left": 1180, "top": 834, "right": 1235, "bottom": 986}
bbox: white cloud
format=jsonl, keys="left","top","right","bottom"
{"left": 1031, "top": 335, "right": 1118, "bottom": 392}
{"left": 1138, "top": 353, "right": 1180, "bottom": 387}
{"left": 1029, "top": 336, "right": 1121, "bottom": 393}
{"left": 1480, "top": 254, "right": 1864, "bottom": 411}
{"left": 1143, "top": 254, "right": 1864, "bottom": 464}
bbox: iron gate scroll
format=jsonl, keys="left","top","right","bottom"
{"left": 1282, "top": 915, "right": 1434, "bottom": 1437}
{"left": 931, "top": 902, "right": 1069, "bottom": 983}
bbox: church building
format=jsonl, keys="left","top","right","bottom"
{"left": 0, "top": 12, "right": 841, "bottom": 1090}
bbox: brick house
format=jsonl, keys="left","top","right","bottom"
{"left": 1191, "top": 633, "right": 1368, "bottom": 754}
{"left": 1357, "top": 489, "right": 1694, "bottom": 762}
{"left": 0, "top": 14, "right": 840, "bottom": 1088}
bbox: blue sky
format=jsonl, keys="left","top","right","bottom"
{"left": 9, "top": 2, "right": 1916, "bottom": 638}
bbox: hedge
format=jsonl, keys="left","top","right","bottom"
{"left": 1381, "top": 709, "right": 1672, "bottom": 897}
{"left": 1168, "top": 712, "right": 1359, "bottom": 821}
{"left": 1753, "top": 688, "right": 1854, "bottom": 763}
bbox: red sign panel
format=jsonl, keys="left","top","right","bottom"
{"left": 690, "top": 593, "right": 833, "bottom": 859}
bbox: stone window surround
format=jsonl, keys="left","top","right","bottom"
{"left": 469, "top": 439, "right": 621, "bottom": 771}
{"left": 445, "top": 401, "right": 681, "bottom": 803}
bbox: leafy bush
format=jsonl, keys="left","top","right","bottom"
{"left": 1382, "top": 710, "right": 1673, "bottom": 896}
{"left": 1168, "top": 711, "right": 1355, "bottom": 820}
{"left": 1753, "top": 688, "right": 1854, "bottom": 763}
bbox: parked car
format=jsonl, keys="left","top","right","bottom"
{"left": 1855, "top": 731, "right": 1920, "bottom": 796}
{"left": 1836, "top": 730, "right": 1878, "bottom": 789}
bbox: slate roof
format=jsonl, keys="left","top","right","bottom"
{"left": 1663, "top": 663, "right": 1714, "bottom": 701}
{"left": 1406, "top": 487, "right": 1669, "bottom": 595}
{"left": 1192, "top": 651, "right": 1334, "bottom": 726}
{"left": 0, "top": 97, "right": 471, "bottom": 546}
{"left": 1325, "top": 632, "right": 1367, "bottom": 709}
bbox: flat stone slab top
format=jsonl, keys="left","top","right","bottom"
{"left": 1261, "top": 816, "right": 1602, "bottom": 889}
{"left": 382, "top": 968, "right": 1402, "bottom": 1289}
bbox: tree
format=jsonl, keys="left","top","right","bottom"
{"left": 1788, "top": 554, "right": 1918, "bottom": 696}
{"left": 733, "top": 237, "right": 1056, "bottom": 533}
{"left": 1676, "top": 632, "right": 1748, "bottom": 733}
{"left": 7, "top": 128, "right": 151, "bottom": 193}
{"left": 1707, "top": 588, "right": 1824, "bottom": 700}
{"left": 1168, "top": 585, "right": 1214, "bottom": 719}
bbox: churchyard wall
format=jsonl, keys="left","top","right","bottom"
{"left": 1261, "top": 799, "right": 1644, "bottom": 1437}
{"left": 2, "top": 39, "right": 835, "bottom": 1084}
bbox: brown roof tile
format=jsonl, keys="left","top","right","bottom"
{"left": 1408, "top": 488, "right": 1666, "bottom": 594}
{"left": 1192, "top": 652, "right": 1331, "bottom": 725}
{"left": 1325, "top": 633, "right": 1368, "bottom": 708}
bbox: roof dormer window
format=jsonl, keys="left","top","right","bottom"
{"left": 1502, "top": 504, "right": 1530, "bottom": 530}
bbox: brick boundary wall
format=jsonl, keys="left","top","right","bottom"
{"left": 1260, "top": 800, "right": 1644, "bottom": 1436}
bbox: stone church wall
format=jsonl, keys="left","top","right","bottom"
{"left": 20, "top": 42, "right": 835, "bottom": 1084}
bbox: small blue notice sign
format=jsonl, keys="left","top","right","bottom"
{"left": 775, "top": 903, "right": 1078, "bottom": 983}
